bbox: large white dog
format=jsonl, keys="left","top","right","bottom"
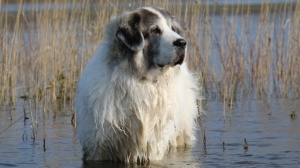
{"left": 76, "top": 7, "right": 199, "bottom": 163}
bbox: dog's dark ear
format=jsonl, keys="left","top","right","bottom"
{"left": 116, "top": 12, "right": 144, "bottom": 52}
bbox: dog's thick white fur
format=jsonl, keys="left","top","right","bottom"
{"left": 76, "top": 7, "right": 199, "bottom": 163}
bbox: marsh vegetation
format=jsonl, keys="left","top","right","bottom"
{"left": 0, "top": 0, "right": 299, "bottom": 167}
{"left": 0, "top": 0, "right": 299, "bottom": 111}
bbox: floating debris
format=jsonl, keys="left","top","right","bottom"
{"left": 290, "top": 111, "right": 296, "bottom": 119}
{"left": 19, "top": 92, "right": 30, "bottom": 101}
{"left": 244, "top": 139, "right": 248, "bottom": 151}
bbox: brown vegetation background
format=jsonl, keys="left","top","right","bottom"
{"left": 0, "top": 0, "right": 299, "bottom": 114}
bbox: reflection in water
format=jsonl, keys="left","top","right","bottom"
{"left": 82, "top": 146, "right": 203, "bottom": 168}
{"left": 0, "top": 99, "right": 299, "bottom": 167}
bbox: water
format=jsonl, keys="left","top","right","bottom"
{"left": 0, "top": 109, "right": 81, "bottom": 167}
{"left": 201, "top": 99, "right": 300, "bottom": 167}
{"left": 1, "top": 0, "right": 297, "bottom": 13}
{"left": 0, "top": 99, "right": 299, "bottom": 167}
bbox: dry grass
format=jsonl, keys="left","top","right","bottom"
{"left": 186, "top": 1, "right": 300, "bottom": 101}
{"left": 0, "top": 0, "right": 299, "bottom": 116}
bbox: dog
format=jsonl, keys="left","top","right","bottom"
{"left": 76, "top": 7, "right": 199, "bottom": 163}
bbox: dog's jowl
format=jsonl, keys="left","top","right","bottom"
{"left": 76, "top": 7, "right": 199, "bottom": 163}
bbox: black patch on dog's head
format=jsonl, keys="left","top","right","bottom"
{"left": 137, "top": 8, "right": 163, "bottom": 69}
{"left": 144, "top": 36, "right": 161, "bottom": 69}
{"left": 116, "top": 12, "right": 144, "bottom": 52}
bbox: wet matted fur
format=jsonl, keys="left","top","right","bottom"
{"left": 76, "top": 7, "right": 199, "bottom": 163}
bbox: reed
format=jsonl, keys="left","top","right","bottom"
{"left": 186, "top": 0, "right": 300, "bottom": 101}
{"left": 0, "top": 0, "right": 299, "bottom": 115}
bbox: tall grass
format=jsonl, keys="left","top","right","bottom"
{"left": 186, "top": 1, "right": 300, "bottom": 101}
{"left": 0, "top": 0, "right": 299, "bottom": 115}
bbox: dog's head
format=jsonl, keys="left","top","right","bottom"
{"left": 111, "top": 7, "right": 186, "bottom": 75}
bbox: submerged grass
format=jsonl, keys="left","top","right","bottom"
{"left": 0, "top": 0, "right": 299, "bottom": 114}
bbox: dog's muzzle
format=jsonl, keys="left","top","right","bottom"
{"left": 172, "top": 38, "right": 186, "bottom": 66}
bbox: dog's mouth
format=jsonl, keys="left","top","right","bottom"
{"left": 157, "top": 57, "right": 184, "bottom": 68}
{"left": 157, "top": 53, "right": 185, "bottom": 68}
{"left": 171, "top": 48, "right": 185, "bottom": 66}
{"left": 157, "top": 63, "right": 165, "bottom": 68}
{"left": 156, "top": 48, "right": 186, "bottom": 68}
{"left": 172, "top": 54, "right": 185, "bottom": 66}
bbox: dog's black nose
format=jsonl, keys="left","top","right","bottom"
{"left": 173, "top": 39, "right": 187, "bottom": 49}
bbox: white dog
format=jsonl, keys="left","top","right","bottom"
{"left": 76, "top": 7, "right": 199, "bottom": 163}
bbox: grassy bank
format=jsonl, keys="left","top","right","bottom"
{"left": 0, "top": 0, "right": 299, "bottom": 114}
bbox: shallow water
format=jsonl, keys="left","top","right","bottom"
{"left": 0, "top": 99, "right": 299, "bottom": 167}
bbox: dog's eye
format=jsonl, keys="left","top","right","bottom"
{"left": 172, "top": 25, "right": 182, "bottom": 35}
{"left": 150, "top": 25, "right": 161, "bottom": 34}
{"left": 171, "top": 26, "right": 176, "bottom": 32}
